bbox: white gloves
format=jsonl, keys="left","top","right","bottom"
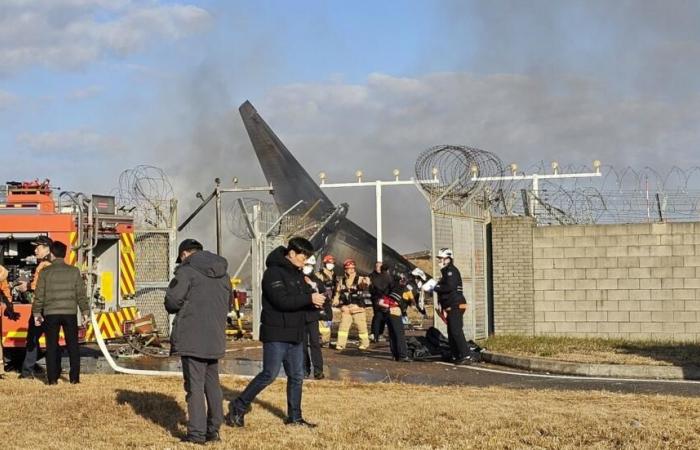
{"left": 422, "top": 279, "right": 437, "bottom": 292}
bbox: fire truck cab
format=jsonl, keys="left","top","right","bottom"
{"left": 0, "top": 179, "right": 135, "bottom": 355}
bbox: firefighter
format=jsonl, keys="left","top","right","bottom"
{"left": 368, "top": 262, "right": 390, "bottom": 343}
{"left": 302, "top": 256, "right": 325, "bottom": 379}
{"left": 315, "top": 255, "right": 337, "bottom": 345}
{"left": 19, "top": 235, "right": 54, "bottom": 379}
{"left": 423, "top": 248, "right": 469, "bottom": 364}
{"left": 334, "top": 259, "right": 370, "bottom": 350}
{"left": 0, "top": 265, "right": 10, "bottom": 377}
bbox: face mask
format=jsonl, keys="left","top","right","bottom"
{"left": 303, "top": 265, "right": 313, "bottom": 275}
{"left": 325, "top": 263, "right": 334, "bottom": 271}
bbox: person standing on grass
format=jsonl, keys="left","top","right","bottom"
{"left": 165, "top": 239, "right": 231, "bottom": 445}
{"left": 32, "top": 241, "right": 88, "bottom": 385}
{"left": 226, "top": 237, "right": 326, "bottom": 428}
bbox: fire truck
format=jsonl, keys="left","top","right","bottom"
{"left": 0, "top": 179, "right": 138, "bottom": 364}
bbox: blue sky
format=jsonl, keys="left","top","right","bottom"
{"left": 1, "top": 1, "right": 700, "bottom": 253}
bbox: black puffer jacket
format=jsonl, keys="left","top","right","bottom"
{"left": 260, "top": 246, "right": 313, "bottom": 343}
{"left": 165, "top": 250, "right": 230, "bottom": 359}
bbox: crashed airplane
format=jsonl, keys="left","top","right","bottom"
{"left": 239, "top": 100, "right": 415, "bottom": 275}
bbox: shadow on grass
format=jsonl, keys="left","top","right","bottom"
{"left": 220, "top": 384, "right": 287, "bottom": 420}
{"left": 116, "top": 390, "right": 185, "bottom": 437}
{"left": 616, "top": 342, "right": 700, "bottom": 377}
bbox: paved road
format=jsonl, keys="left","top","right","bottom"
{"left": 17, "top": 342, "right": 700, "bottom": 397}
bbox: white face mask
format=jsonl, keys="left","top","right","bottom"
{"left": 303, "top": 265, "right": 313, "bottom": 275}
{"left": 325, "top": 263, "right": 335, "bottom": 271}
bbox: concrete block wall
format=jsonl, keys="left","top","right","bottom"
{"left": 491, "top": 216, "right": 536, "bottom": 335}
{"left": 492, "top": 219, "right": 700, "bottom": 341}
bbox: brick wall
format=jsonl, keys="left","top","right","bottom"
{"left": 491, "top": 216, "right": 536, "bottom": 335}
{"left": 492, "top": 220, "right": 700, "bottom": 341}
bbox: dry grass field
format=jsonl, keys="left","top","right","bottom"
{"left": 2, "top": 373, "right": 700, "bottom": 449}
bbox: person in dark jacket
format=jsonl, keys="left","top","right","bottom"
{"left": 424, "top": 248, "right": 469, "bottom": 364}
{"left": 302, "top": 256, "right": 325, "bottom": 379}
{"left": 165, "top": 239, "right": 231, "bottom": 444}
{"left": 20, "top": 235, "right": 54, "bottom": 379}
{"left": 369, "top": 262, "right": 391, "bottom": 343}
{"left": 32, "top": 241, "right": 88, "bottom": 385}
{"left": 226, "top": 237, "right": 325, "bottom": 429}
{"left": 378, "top": 279, "right": 411, "bottom": 362}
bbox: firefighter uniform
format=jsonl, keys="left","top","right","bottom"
{"left": 0, "top": 266, "right": 10, "bottom": 376}
{"left": 433, "top": 252, "right": 469, "bottom": 362}
{"left": 21, "top": 237, "right": 53, "bottom": 379}
{"left": 334, "top": 260, "right": 370, "bottom": 350}
{"left": 316, "top": 266, "right": 337, "bottom": 345}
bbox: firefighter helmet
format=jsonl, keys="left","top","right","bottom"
{"left": 343, "top": 258, "right": 356, "bottom": 268}
{"left": 322, "top": 254, "right": 336, "bottom": 264}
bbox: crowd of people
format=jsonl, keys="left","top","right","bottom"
{"left": 1, "top": 234, "right": 471, "bottom": 444}
{"left": 0, "top": 236, "right": 88, "bottom": 383}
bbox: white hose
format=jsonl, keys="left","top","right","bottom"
{"left": 90, "top": 311, "right": 252, "bottom": 379}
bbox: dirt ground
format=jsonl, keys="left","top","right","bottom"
{"left": 2, "top": 373, "right": 700, "bottom": 449}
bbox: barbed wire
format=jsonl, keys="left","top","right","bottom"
{"left": 115, "top": 165, "right": 174, "bottom": 228}
{"left": 414, "top": 146, "right": 700, "bottom": 224}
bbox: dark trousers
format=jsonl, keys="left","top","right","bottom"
{"left": 45, "top": 314, "right": 80, "bottom": 383}
{"left": 304, "top": 321, "right": 323, "bottom": 376}
{"left": 371, "top": 306, "right": 387, "bottom": 339}
{"left": 446, "top": 308, "right": 468, "bottom": 360}
{"left": 385, "top": 310, "right": 408, "bottom": 360}
{"left": 22, "top": 316, "right": 48, "bottom": 376}
{"left": 232, "top": 341, "right": 304, "bottom": 421}
{"left": 181, "top": 356, "right": 223, "bottom": 441}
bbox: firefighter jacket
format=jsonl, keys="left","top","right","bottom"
{"left": 32, "top": 260, "right": 89, "bottom": 317}
{"left": 433, "top": 262, "right": 466, "bottom": 310}
{"left": 258, "top": 246, "right": 314, "bottom": 343}
{"left": 165, "top": 250, "right": 231, "bottom": 359}
{"left": 336, "top": 273, "right": 367, "bottom": 307}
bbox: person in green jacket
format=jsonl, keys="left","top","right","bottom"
{"left": 32, "top": 241, "right": 89, "bottom": 385}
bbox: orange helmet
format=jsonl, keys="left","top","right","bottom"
{"left": 343, "top": 258, "right": 356, "bottom": 269}
{"left": 323, "top": 255, "right": 336, "bottom": 264}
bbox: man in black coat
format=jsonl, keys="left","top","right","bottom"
{"left": 369, "top": 262, "right": 390, "bottom": 343}
{"left": 165, "top": 239, "right": 231, "bottom": 444}
{"left": 226, "top": 237, "right": 325, "bottom": 428}
{"left": 428, "top": 248, "right": 469, "bottom": 364}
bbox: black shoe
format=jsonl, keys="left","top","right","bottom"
{"left": 70, "top": 380, "right": 80, "bottom": 385}
{"left": 397, "top": 357, "right": 413, "bottom": 363}
{"left": 205, "top": 431, "right": 221, "bottom": 442}
{"left": 284, "top": 418, "right": 317, "bottom": 428}
{"left": 224, "top": 411, "right": 245, "bottom": 428}
{"left": 19, "top": 374, "right": 35, "bottom": 380}
{"left": 304, "top": 372, "right": 312, "bottom": 379}
{"left": 313, "top": 372, "right": 325, "bottom": 380}
{"left": 180, "top": 435, "right": 205, "bottom": 445}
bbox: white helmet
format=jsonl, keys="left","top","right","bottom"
{"left": 411, "top": 267, "right": 426, "bottom": 280}
{"left": 305, "top": 255, "right": 316, "bottom": 266}
{"left": 437, "top": 248, "right": 453, "bottom": 259}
